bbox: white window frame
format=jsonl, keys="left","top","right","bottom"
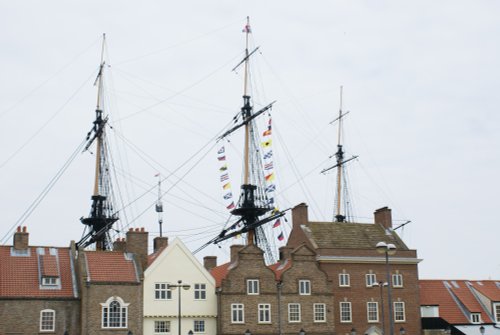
{"left": 247, "top": 279, "right": 259, "bottom": 295}
{"left": 392, "top": 273, "right": 403, "bottom": 288}
{"left": 299, "top": 280, "right": 311, "bottom": 295}
{"left": 288, "top": 303, "right": 301, "bottom": 322}
{"left": 155, "top": 283, "right": 172, "bottom": 300}
{"left": 366, "top": 273, "right": 377, "bottom": 287}
{"left": 471, "top": 313, "right": 481, "bottom": 324}
{"left": 101, "top": 296, "right": 129, "bottom": 329}
{"left": 154, "top": 320, "right": 171, "bottom": 333}
{"left": 258, "top": 304, "right": 271, "bottom": 323}
{"left": 314, "top": 303, "right": 326, "bottom": 322}
{"left": 367, "top": 302, "right": 379, "bottom": 322}
{"left": 194, "top": 283, "right": 206, "bottom": 300}
{"left": 340, "top": 302, "right": 352, "bottom": 323}
{"left": 40, "top": 309, "right": 55, "bottom": 332}
{"left": 394, "top": 301, "right": 406, "bottom": 322}
{"left": 41, "top": 277, "right": 59, "bottom": 286}
{"left": 194, "top": 320, "right": 205, "bottom": 333}
{"left": 231, "top": 304, "right": 244, "bottom": 324}
{"left": 339, "top": 273, "right": 350, "bottom": 287}
{"left": 494, "top": 303, "right": 500, "bottom": 323}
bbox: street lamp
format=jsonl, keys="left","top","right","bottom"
{"left": 377, "top": 242, "right": 396, "bottom": 335}
{"left": 479, "top": 326, "right": 485, "bottom": 335}
{"left": 245, "top": 330, "right": 252, "bottom": 335}
{"left": 188, "top": 331, "right": 193, "bottom": 335}
{"left": 299, "top": 329, "right": 306, "bottom": 335}
{"left": 399, "top": 327, "right": 405, "bottom": 335}
{"left": 351, "top": 328, "right": 357, "bottom": 335}
{"left": 168, "top": 280, "right": 191, "bottom": 335}
{"left": 372, "top": 281, "right": 389, "bottom": 335}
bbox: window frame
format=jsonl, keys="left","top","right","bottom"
{"left": 339, "top": 273, "right": 350, "bottom": 287}
{"left": 155, "top": 282, "right": 172, "bottom": 300}
{"left": 340, "top": 301, "right": 352, "bottom": 323}
{"left": 194, "top": 283, "right": 207, "bottom": 300}
{"left": 231, "top": 303, "right": 244, "bottom": 324}
{"left": 314, "top": 303, "right": 326, "bottom": 323}
{"left": 392, "top": 273, "right": 404, "bottom": 288}
{"left": 471, "top": 313, "right": 481, "bottom": 324}
{"left": 41, "top": 277, "right": 59, "bottom": 286}
{"left": 194, "top": 320, "right": 205, "bottom": 333}
{"left": 154, "top": 320, "right": 171, "bottom": 333}
{"left": 247, "top": 279, "right": 260, "bottom": 295}
{"left": 367, "top": 301, "right": 379, "bottom": 322}
{"left": 366, "top": 273, "right": 377, "bottom": 287}
{"left": 288, "top": 303, "right": 301, "bottom": 323}
{"left": 494, "top": 303, "right": 500, "bottom": 323}
{"left": 258, "top": 303, "right": 271, "bottom": 324}
{"left": 394, "top": 301, "right": 406, "bottom": 322}
{"left": 299, "top": 279, "right": 311, "bottom": 295}
{"left": 40, "top": 309, "right": 55, "bottom": 332}
{"left": 101, "top": 296, "right": 129, "bottom": 329}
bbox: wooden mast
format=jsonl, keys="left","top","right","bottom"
{"left": 335, "top": 86, "right": 344, "bottom": 220}
{"left": 93, "top": 33, "right": 106, "bottom": 197}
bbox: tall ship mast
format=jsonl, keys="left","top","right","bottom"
{"left": 203, "top": 17, "right": 285, "bottom": 264}
{"left": 77, "top": 35, "right": 118, "bottom": 250}
{"left": 321, "top": 87, "right": 358, "bottom": 222}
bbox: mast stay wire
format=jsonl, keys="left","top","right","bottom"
{"left": 0, "top": 37, "right": 101, "bottom": 121}
{"left": 0, "top": 138, "right": 87, "bottom": 245}
{"left": 0, "top": 69, "right": 99, "bottom": 170}
{"left": 113, "top": 51, "right": 243, "bottom": 123}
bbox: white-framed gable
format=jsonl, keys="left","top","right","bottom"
{"left": 143, "top": 238, "right": 217, "bottom": 335}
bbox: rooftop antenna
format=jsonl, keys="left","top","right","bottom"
{"left": 321, "top": 86, "right": 358, "bottom": 222}
{"left": 155, "top": 174, "right": 164, "bottom": 237}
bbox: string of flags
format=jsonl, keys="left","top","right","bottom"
{"left": 260, "top": 116, "right": 285, "bottom": 242}
{"left": 217, "top": 146, "right": 235, "bottom": 211}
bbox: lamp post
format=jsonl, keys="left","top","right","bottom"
{"left": 480, "top": 326, "right": 485, "bottom": 335}
{"left": 376, "top": 241, "right": 396, "bottom": 335}
{"left": 299, "top": 329, "right": 306, "bottom": 335}
{"left": 372, "top": 281, "right": 388, "bottom": 335}
{"left": 167, "top": 280, "right": 191, "bottom": 335}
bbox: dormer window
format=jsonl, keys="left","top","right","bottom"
{"left": 471, "top": 313, "right": 481, "bottom": 324}
{"left": 42, "top": 276, "right": 59, "bottom": 286}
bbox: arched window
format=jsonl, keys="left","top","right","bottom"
{"left": 101, "top": 296, "right": 129, "bottom": 328}
{"left": 40, "top": 309, "right": 55, "bottom": 332}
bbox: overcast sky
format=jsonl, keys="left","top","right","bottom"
{"left": 1, "top": 1, "right": 499, "bottom": 280}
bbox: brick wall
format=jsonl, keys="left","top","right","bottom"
{"left": 0, "top": 299, "right": 80, "bottom": 334}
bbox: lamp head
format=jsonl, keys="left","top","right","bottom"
{"left": 299, "top": 329, "right": 306, "bottom": 335}
{"left": 387, "top": 243, "right": 397, "bottom": 255}
{"left": 480, "top": 326, "right": 485, "bottom": 335}
{"left": 245, "top": 329, "right": 252, "bottom": 335}
{"left": 376, "top": 241, "right": 388, "bottom": 254}
{"left": 399, "top": 327, "right": 406, "bottom": 335}
{"left": 182, "top": 284, "right": 191, "bottom": 290}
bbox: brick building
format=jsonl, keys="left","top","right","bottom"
{"left": 287, "top": 203, "right": 422, "bottom": 335}
{"left": 420, "top": 279, "right": 500, "bottom": 335}
{"left": 0, "top": 226, "right": 146, "bottom": 335}
{"left": 209, "top": 242, "right": 334, "bottom": 335}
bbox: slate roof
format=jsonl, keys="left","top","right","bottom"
{"left": 420, "top": 280, "right": 495, "bottom": 324}
{"left": 0, "top": 246, "right": 77, "bottom": 298}
{"left": 83, "top": 251, "right": 139, "bottom": 283}
{"left": 305, "top": 221, "right": 408, "bottom": 250}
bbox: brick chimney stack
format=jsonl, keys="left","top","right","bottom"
{"left": 13, "top": 226, "right": 29, "bottom": 250}
{"left": 374, "top": 207, "right": 393, "bottom": 230}
{"left": 126, "top": 228, "right": 148, "bottom": 270}
{"left": 153, "top": 236, "right": 168, "bottom": 253}
{"left": 203, "top": 256, "right": 217, "bottom": 271}
{"left": 292, "top": 203, "right": 309, "bottom": 227}
{"left": 113, "top": 238, "right": 126, "bottom": 252}
{"left": 230, "top": 244, "right": 244, "bottom": 263}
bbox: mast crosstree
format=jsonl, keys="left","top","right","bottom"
{"left": 77, "top": 34, "right": 118, "bottom": 250}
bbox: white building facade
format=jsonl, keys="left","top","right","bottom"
{"left": 144, "top": 238, "right": 217, "bottom": 335}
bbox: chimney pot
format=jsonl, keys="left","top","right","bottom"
{"left": 22, "top": 226, "right": 27, "bottom": 232}
{"left": 13, "top": 227, "right": 29, "bottom": 250}
{"left": 153, "top": 236, "right": 168, "bottom": 253}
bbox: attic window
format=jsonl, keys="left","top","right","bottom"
{"left": 42, "top": 277, "right": 59, "bottom": 286}
{"left": 471, "top": 313, "right": 481, "bottom": 324}
{"left": 10, "top": 247, "right": 30, "bottom": 257}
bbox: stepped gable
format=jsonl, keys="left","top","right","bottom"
{"left": 420, "top": 280, "right": 494, "bottom": 324}
{"left": 0, "top": 245, "right": 76, "bottom": 298}
{"left": 83, "top": 250, "right": 140, "bottom": 283}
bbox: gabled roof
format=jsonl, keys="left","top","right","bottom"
{"left": 84, "top": 251, "right": 139, "bottom": 283}
{"left": 469, "top": 281, "right": 500, "bottom": 302}
{"left": 305, "top": 221, "right": 408, "bottom": 250}
{"left": 420, "top": 280, "right": 494, "bottom": 324}
{"left": 210, "top": 262, "right": 231, "bottom": 288}
{"left": 0, "top": 246, "right": 77, "bottom": 298}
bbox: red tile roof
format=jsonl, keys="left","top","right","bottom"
{"left": 84, "top": 251, "right": 139, "bottom": 283}
{"left": 0, "top": 246, "right": 76, "bottom": 298}
{"left": 420, "top": 280, "right": 493, "bottom": 324}
{"left": 40, "top": 254, "right": 59, "bottom": 277}
{"left": 210, "top": 260, "right": 292, "bottom": 287}
{"left": 469, "top": 281, "right": 500, "bottom": 301}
